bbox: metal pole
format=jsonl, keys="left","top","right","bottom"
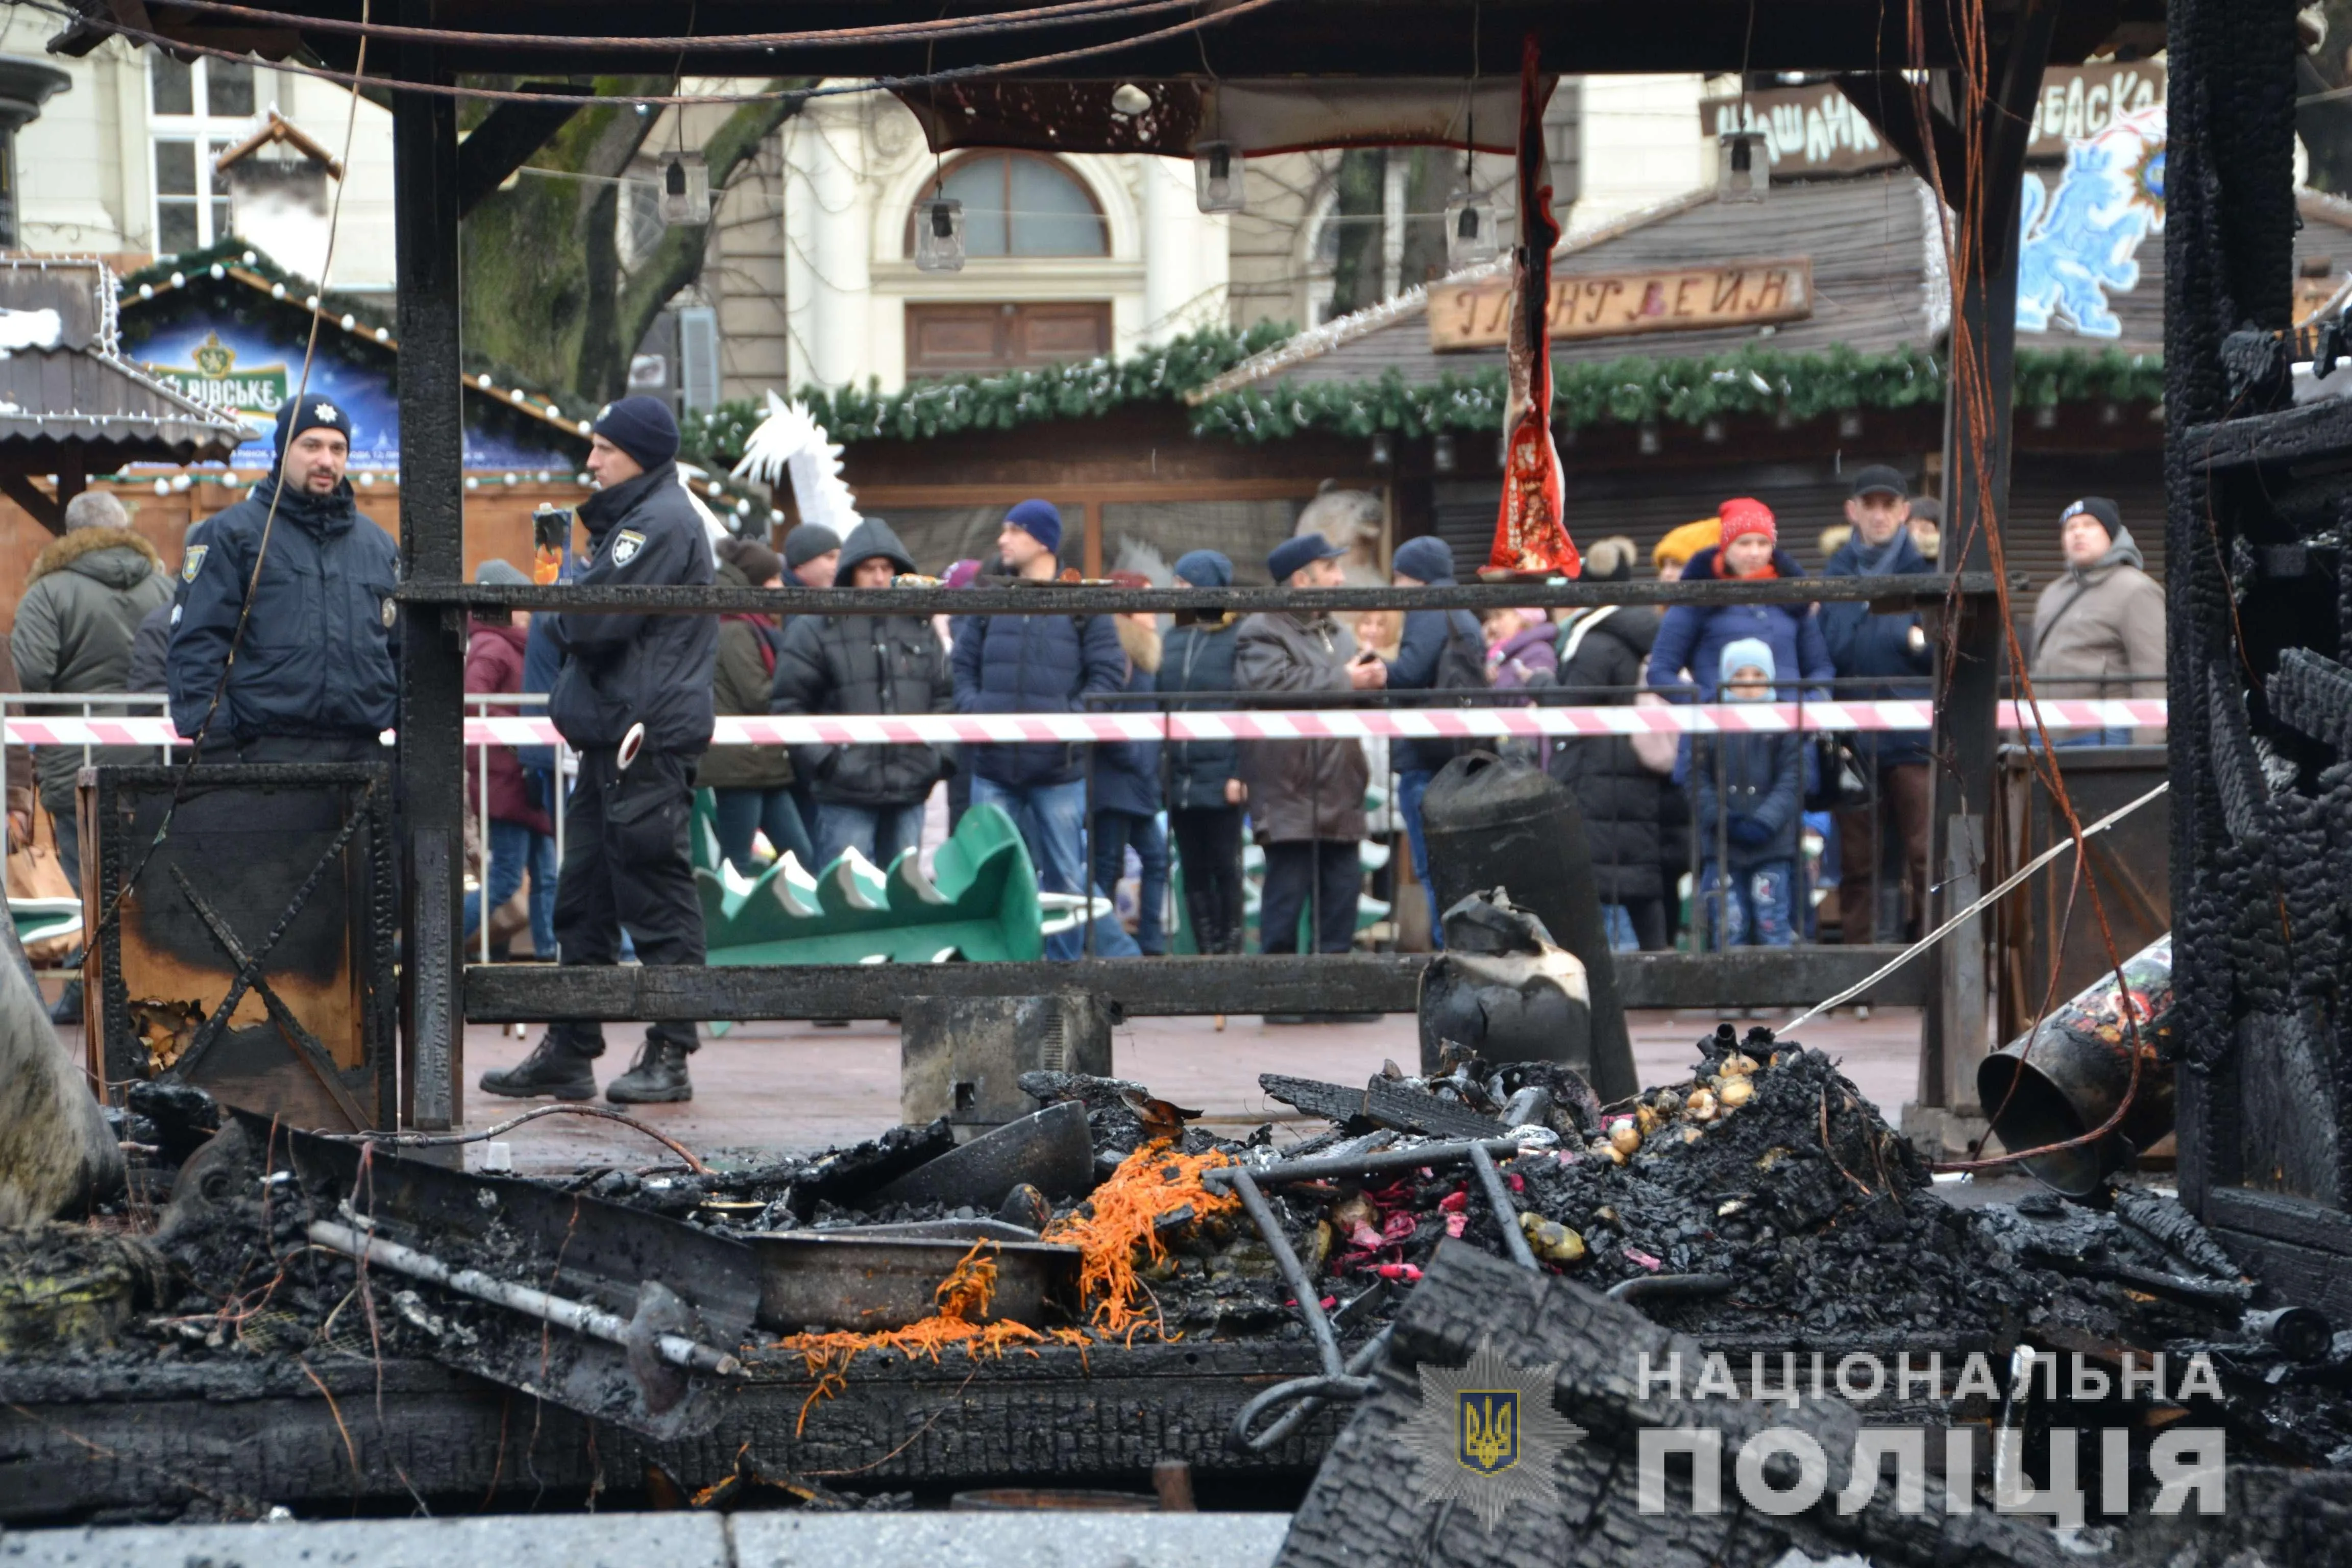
{"left": 477, "top": 698, "right": 491, "bottom": 965}
{"left": 391, "top": 37, "right": 467, "bottom": 1134}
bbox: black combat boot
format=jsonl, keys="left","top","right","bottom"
{"left": 478, "top": 1032, "right": 598, "bottom": 1100}
{"left": 606, "top": 1035, "right": 692, "bottom": 1104}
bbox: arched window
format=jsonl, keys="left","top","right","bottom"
{"left": 908, "top": 153, "right": 1108, "bottom": 258}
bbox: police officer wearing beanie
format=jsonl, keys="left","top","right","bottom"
{"left": 482, "top": 395, "right": 718, "bottom": 1105}
{"left": 168, "top": 395, "right": 399, "bottom": 763}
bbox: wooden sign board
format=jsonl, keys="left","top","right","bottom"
{"left": 1429, "top": 259, "right": 1812, "bottom": 352}
{"left": 1697, "top": 60, "right": 2166, "bottom": 180}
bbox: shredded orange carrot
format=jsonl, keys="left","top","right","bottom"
{"left": 770, "top": 1239, "right": 1091, "bottom": 1435}
{"left": 1042, "top": 1140, "right": 1240, "bottom": 1338}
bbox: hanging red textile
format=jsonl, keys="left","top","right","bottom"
{"left": 1485, "top": 32, "right": 1579, "bottom": 581}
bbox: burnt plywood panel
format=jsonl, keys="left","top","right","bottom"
{"left": 86, "top": 767, "right": 393, "bottom": 1131}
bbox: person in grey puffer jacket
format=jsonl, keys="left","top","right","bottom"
{"left": 1159, "top": 549, "right": 1246, "bottom": 954}
{"left": 1238, "top": 534, "right": 1384, "bottom": 959}
{"left": 769, "top": 517, "right": 954, "bottom": 871}
{"left": 2025, "top": 496, "right": 2166, "bottom": 746}
{"left": 12, "top": 493, "right": 172, "bottom": 887}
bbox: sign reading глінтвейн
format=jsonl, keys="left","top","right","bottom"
{"left": 1428, "top": 259, "right": 1811, "bottom": 352}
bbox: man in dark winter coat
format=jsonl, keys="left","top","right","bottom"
{"left": 770, "top": 517, "right": 954, "bottom": 871}
{"left": 950, "top": 500, "right": 1125, "bottom": 960}
{"left": 1160, "top": 549, "right": 1246, "bottom": 954}
{"left": 482, "top": 396, "right": 717, "bottom": 1107}
{"left": 1238, "top": 534, "right": 1382, "bottom": 961}
{"left": 1548, "top": 586, "right": 1675, "bottom": 949}
{"left": 704, "top": 538, "right": 811, "bottom": 877}
{"left": 167, "top": 396, "right": 399, "bottom": 762}
{"left": 1820, "top": 465, "right": 1934, "bottom": 943}
{"left": 1383, "top": 534, "right": 1485, "bottom": 939}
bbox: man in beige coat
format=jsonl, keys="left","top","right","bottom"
{"left": 2025, "top": 496, "right": 2166, "bottom": 745}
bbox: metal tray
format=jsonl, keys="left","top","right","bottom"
{"left": 748, "top": 1231, "right": 1081, "bottom": 1333}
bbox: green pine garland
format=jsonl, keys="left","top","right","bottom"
{"left": 679, "top": 323, "right": 1292, "bottom": 467}
{"left": 1189, "top": 345, "right": 2162, "bottom": 443}
{"left": 678, "top": 333, "right": 2161, "bottom": 469}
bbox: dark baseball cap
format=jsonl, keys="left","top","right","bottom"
{"left": 1849, "top": 464, "right": 1907, "bottom": 500}
{"left": 2060, "top": 496, "right": 2121, "bottom": 537}
{"left": 1267, "top": 532, "right": 1348, "bottom": 583}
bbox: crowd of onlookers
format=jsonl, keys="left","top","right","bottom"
{"left": 4, "top": 457, "right": 2170, "bottom": 991}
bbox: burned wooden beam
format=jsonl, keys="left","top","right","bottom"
{"left": 1258, "top": 1073, "right": 1506, "bottom": 1142}
{"left": 2267, "top": 647, "right": 2352, "bottom": 754}
{"left": 463, "top": 947, "right": 1930, "bottom": 1023}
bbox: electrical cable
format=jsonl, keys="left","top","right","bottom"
{"left": 131, "top": 0, "right": 1208, "bottom": 54}
{"left": 17, "top": 0, "right": 1290, "bottom": 109}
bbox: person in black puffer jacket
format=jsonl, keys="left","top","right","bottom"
{"left": 1159, "top": 549, "right": 1246, "bottom": 954}
{"left": 1547, "top": 538, "right": 1676, "bottom": 951}
{"left": 167, "top": 397, "right": 399, "bottom": 762}
{"left": 770, "top": 517, "right": 954, "bottom": 871}
{"left": 483, "top": 396, "right": 717, "bottom": 1109}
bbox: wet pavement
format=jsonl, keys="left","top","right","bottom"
{"left": 445, "top": 1004, "right": 1929, "bottom": 1172}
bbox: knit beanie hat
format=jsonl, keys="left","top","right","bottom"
{"left": 591, "top": 394, "right": 680, "bottom": 469}
{"left": 1172, "top": 549, "right": 1233, "bottom": 589}
{"left": 275, "top": 393, "right": 352, "bottom": 453}
{"left": 782, "top": 523, "right": 841, "bottom": 570}
{"left": 1652, "top": 517, "right": 1720, "bottom": 571}
{"left": 1391, "top": 534, "right": 1454, "bottom": 584}
{"left": 1719, "top": 497, "right": 1777, "bottom": 547}
{"left": 1004, "top": 499, "right": 1063, "bottom": 556}
{"left": 1720, "top": 636, "right": 1778, "bottom": 692}
{"left": 1582, "top": 536, "right": 1636, "bottom": 582}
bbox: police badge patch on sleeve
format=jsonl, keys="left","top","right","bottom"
{"left": 182, "top": 545, "right": 208, "bottom": 583}
{"left": 611, "top": 529, "right": 646, "bottom": 566}
{"left": 381, "top": 597, "right": 397, "bottom": 628}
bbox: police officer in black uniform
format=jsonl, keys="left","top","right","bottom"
{"left": 166, "top": 396, "right": 399, "bottom": 762}
{"left": 481, "top": 395, "right": 718, "bottom": 1105}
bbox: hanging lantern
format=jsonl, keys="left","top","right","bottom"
{"left": 657, "top": 150, "right": 709, "bottom": 226}
{"left": 1193, "top": 141, "right": 1245, "bottom": 213}
{"left": 916, "top": 198, "right": 966, "bottom": 272}
{"left": 1718, "top": 130, "right": 1768, "bottom": 202}
{"left": 1370, "top": 430, "right": 1394, "bottom": 467}
{"left": 1444, "top": 191, "right": 1498, "bottom": 268}
{"left": 1432, "top": 432, "right": 1458, "bottom": 473}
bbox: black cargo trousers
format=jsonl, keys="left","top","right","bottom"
{"left": 548, "top": 747, "right": 705, "bottom": 1055}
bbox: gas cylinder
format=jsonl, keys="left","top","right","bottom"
{"left": 1418, "top": 751, "right": 1636, "bottom": 1101}
{"left": 1977, "top": 934, "right": 2177, "bottom": 1195}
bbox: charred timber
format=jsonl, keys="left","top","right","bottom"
{"left": 414, "top": 573, "right": 2004, "bottom": 619}
{"left": 461, "top": 948, "right": 1931, "bottom": 1022}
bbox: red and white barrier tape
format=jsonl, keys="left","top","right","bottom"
{"left": 3, "top": 699, "right": 2167, "bottom": 748}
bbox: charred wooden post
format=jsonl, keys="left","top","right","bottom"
{"left": 1841, "top": 4, "right": 2062, "bottom": 1153}
{"left": 390, "top": 29, "right": 467, "bottom": 1135}
{"left": 2164, "top": 0, "right": 2352, "bottom": 1317}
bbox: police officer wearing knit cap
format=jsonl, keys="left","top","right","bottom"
{"left": 168, "top": 393, "right": 400, "bottom": 763}
{"left": 483, "top": 394, "right": 719, "bottom": 1106}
